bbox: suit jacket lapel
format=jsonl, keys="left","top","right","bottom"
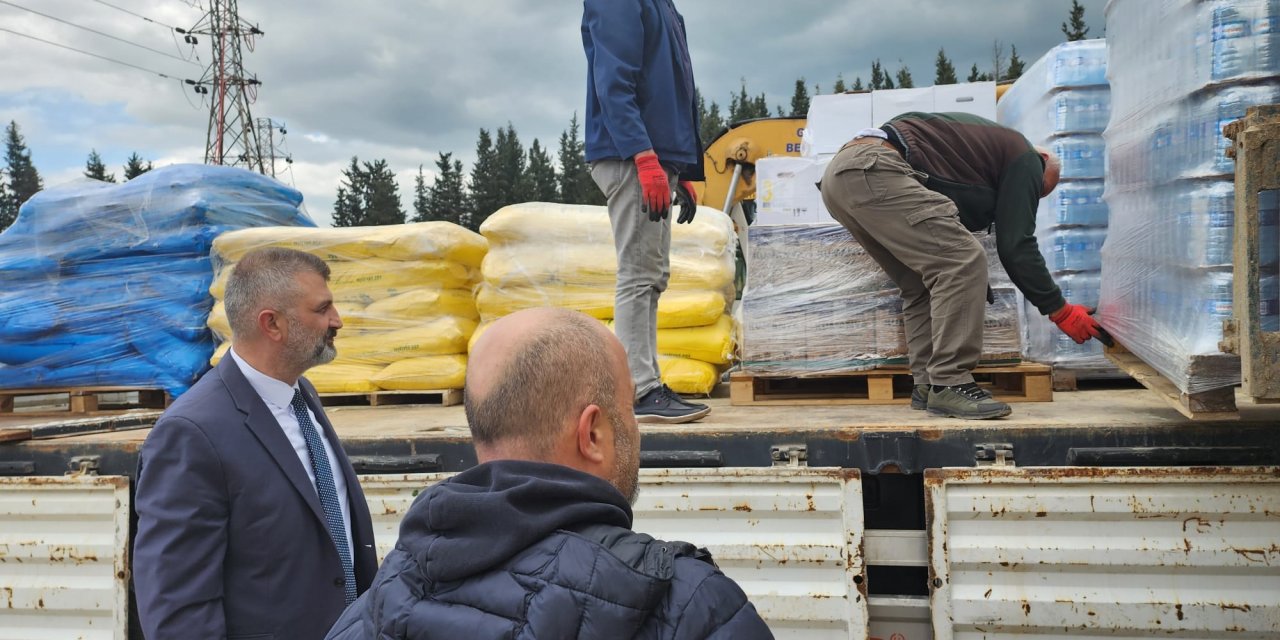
{"left": 217, "top": 357, "right": 328, "bottom": 529}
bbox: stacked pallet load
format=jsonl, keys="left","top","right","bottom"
{"left": 208, "top": 223, "right": 487, "bottom": 395}
{"left": 997, "top": 39, "right": 1125, "bottom": 379}
{"left": 740, "top": 225, "right": 1020, "bottom": 374}
{"left": 476, "top": 203, "right": 737, "bottom": 396}
{"left": 0, "top": 165, "right": 313, "bottom": 397}
{"left": 1100, "top": 0, "right": 1280, "bottom": 394}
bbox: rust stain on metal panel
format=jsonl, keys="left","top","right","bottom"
{"left": 1230, "top": 546, "right": 1278, "bottom": 563}
{"left": 983, "top": 588, "right": 992, "bottom": 599}
{"left": 1021, "top": 600, "right": 1032, "bottom": 615}
{"left": 1175, "top": 603, "right": 1184, "bottom": 621}
{"left": 1222, "top": 603, "right": 1252, "bottom": 613}
{"left": 1035, "top": 511, "right": 1047, "bottom": 518}
{"left": 732, "top": 504, "right": 752, "bottom": 512}
{"left": 2, "top": 586, "right": 10, "bottom": 608}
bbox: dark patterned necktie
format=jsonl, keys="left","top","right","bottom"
{"left": 291, "top": 388, "right": 356, "bottom": 605}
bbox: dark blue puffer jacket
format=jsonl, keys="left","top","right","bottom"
{"left": 325, "top": 460, "right": 772, "bottom": 640}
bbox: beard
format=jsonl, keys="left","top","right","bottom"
{"left": 284, "top": 314, "right": 338, "bottom": 372}
{"left": 609, "top": 408, "right": 641, "bottom": 505}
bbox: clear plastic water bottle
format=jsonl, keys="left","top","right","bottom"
{"left": 1260, "top": 274, "right": 1280, "bottom": 331}
{"left": 1052, "top": 228, "right": 1107, "bottom": 272}
{"left": 1045, "top": 181, "right": 1109, "bottom": 226}
{"left": 1051, "top": 40, "right": 1108, "bottom": 88}
{"left": 1260, "top": 189, "right": 1279, "bottom": 266}
{"left": 1212, "top": 3, "right": 1252, "bottom": 81}
{"left": 1258, "top": 0, "right": 1280, "bottom": 73}
{"left": 1054, "top": 136, "right": 1107, "bottom": 179}
{"left": 1052, "top": 89, "right": 1111, "bottom": 134}
{"left": 1182, "top": 183, "right": 1237, "bottom": 266}
{"left": 1200, "top": 270, "right": 1236, "bottom": 345}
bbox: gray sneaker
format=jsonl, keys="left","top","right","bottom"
{"left": 635, "top": 385, "right": 711, "bottom": 424}
{"left": 926, "top": 383, "right": 1012, "bottom": 420}
{"left": 910, "top": 384, "right": 929, "bottom": 410}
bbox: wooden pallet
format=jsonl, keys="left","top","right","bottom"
{"left": 1104, "top": 344, "right": 1239, "bottom": 421}
{"left": 730, "top": 362, "right": 1052, "bottom": 406}
{"left": 0, "top": 386, "right": 171, "bottom": 416}
{"left": 1052, "top": 367, "right": 1136, "bottom": 392}
{"left": 319, "top": 388, "right": 463, "bottom": 408}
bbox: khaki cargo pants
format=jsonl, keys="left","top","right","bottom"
{"left": 819, "top": 142, "right": 987, "bottom": 387}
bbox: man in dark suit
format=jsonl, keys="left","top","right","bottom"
{"left": 134, "top": 247, "right": 377, "bottom": 639}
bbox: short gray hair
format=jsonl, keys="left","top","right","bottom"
{"left": 224, "top": 247, "right": 331, "bottom": 338}
{"left": 465, "top": 313, "right": 619, "bottom": 456}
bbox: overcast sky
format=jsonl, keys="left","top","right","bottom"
{"left": 0, "top": 0, "right": 1105, "bottom": 226}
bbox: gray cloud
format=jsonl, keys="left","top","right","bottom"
{"left": 0, "top": 0, "right": 1105, "bottom": 225}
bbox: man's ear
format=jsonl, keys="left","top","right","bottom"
{"left": 257, "top": 308, "right": 284, "bottom": 342}
{"left": 575, "top": 403, "right": 606, "bottom": 464}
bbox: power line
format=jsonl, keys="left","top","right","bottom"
{"left": 89, "top": 0, "right": 175, "bottom": 30}
{"left": 0, "top": 0, "right": 196, "bottom": 65}
{"left": 0, "top": 27, "right": 187, "bottom": 80}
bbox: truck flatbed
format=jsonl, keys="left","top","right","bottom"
{"left": 2, "top": 388, "right": 1277, "bottom": 477}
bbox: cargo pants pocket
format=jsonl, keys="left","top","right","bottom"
{"left": 829, "top": 152, "right": 886, "bottom": 206}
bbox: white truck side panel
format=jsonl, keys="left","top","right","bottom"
{"left": 0, "top": 476, "right": 130, "bottom": 640}
{"left": 927, "top": 466, "right": 1280, "bottom": 639}
{"left": 358, "top": 467, "right": 870, "bottom": 639}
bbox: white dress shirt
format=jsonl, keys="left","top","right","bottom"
{"left": 229, "top": 348, "right": 353, "bottom": 560}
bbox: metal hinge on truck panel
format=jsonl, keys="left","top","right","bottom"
{"left": 770, "top": 444, "right": 808, "bottom": 467}
{"left": 66, "top": 455, "right": 101, "bottom": 476}
{"left": 974, "top": 443, "right": 1015, "bottom": 467}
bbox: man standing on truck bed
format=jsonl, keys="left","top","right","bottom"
{"left": 820, "top": 112, "right": 1110, "bottom": 420}
{"left": 325, "top": 307, "right": 772, "bottom": 639}
{"left": 582, "top": 0, "right": 710, "bottom": 424}
{"left": 134, "top": 247, "right": 378, "bottom": 639}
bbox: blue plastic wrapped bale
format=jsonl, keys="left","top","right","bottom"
{"left": 0, "top": 164, "right": 315, "bottom": 396}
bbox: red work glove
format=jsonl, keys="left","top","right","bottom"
{"left": 1049, "top": 302, "right": 1112, "bottom": 345}
{"left": 634, "top": 152, "right": 670, "bottom": 221}
{"left": 675, "top": 180, "right": 697, "bottom": 224}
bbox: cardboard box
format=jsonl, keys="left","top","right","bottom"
{"left": 934, "top": 81, "right": 998, "bottom": 119}
{"left": 755, "top": 156, "right": 832, "bottom": 225}
{"left": 872, "top": 86, "right": 936, "bottom": 123}
{"left": 804, "top": 93, "right": 873, "bottom": 156}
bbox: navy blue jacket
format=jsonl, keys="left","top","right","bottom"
{"left": 326, "top": 460, "right": 772, "bottom": 639}
{"left": 582, "top": 0, "right": 705, "bottom": 180}
{"left": 134, "top": 356, "right": 378, "bottom": 640}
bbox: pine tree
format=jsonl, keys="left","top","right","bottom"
{"left": 990, "top": 40, "right": 1006, "bottom": 84}
{"left": 412, "top": 165, "right": 431, "bottom": 222}
{"left": 495, "top": 124, "right": 528, "bottom": 205}
{"left": 525, "top": 139, "right": 559, "bottom": 203}
{"left": 0, "top": 176, "right": 12, "bottom": 233}
{"left": 469, "top": 128, "right": 504, "bottom": 230}
{"left": 895, "top": 64, "right": 915, "bottom": 89}
{"left": 424, "top": 152, "right": 469, "bottom": 225}
{"left": 123, "top": 152, "right": 152, "bottom": 180}
{"left": 935, "top": 48, "right": 958, "bottom": 85}
{"left": 851, "top": 76, "right": 864, "bottom": 91}
{"left": 789, "top": 78, "right": 810, "bottom": 116}
{"left": 557, "top": 114, "right": 603, "bottom": 206}
{"left": 1004, "top": 44, "right": 1026, "bottom": 81}
{"left": 833, "top": 74, "right": 847, "bottom": 94}
{"left": 84, "top": 149, "right": 116, "bottom": 183}
{"left": 1062, "top": 0, "right": 1090, "bottom": 41}
{"left": 883, "top": 74, "right": 896, "bottom": 90}
{"left": 332, "top": 157, "right": 367, "bottom": 228}
{"left": 728, "top": 81, "right": 770, "bottom": 122}
{"left": 870, "top": 60, "right": 886, "bottom": 90}
{"left": 362, "top": 159, "right": 405, "bottom": 225}
{"left": 967, "top": 63, "right": 982, "bottom": 83}
{"left": 4, "top": 121, "right": 42, "bottom": 212}
{"left": 697, "top": 92, "right": 725, "bottom": 149}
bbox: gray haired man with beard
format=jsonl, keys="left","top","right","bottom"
{"left": 326, "top": 307, "right": 771, "bottom": 639}
{"left": 135, "top": 247, "right": 378, "bottom": 640}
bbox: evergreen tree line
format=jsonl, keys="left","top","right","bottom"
{"left": 333, "top": 113, "right": 604, "bottom": 231}
{"left": 0, "top": 120, "right": 154, "bottom": 233}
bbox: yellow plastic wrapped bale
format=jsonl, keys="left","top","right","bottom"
{"left": 210, "top": 341, "right": 230, "bottom": 366}
{"left": 654, "top": 315, "right": 735, "bottom": 365}
{"left": 480, "top": 202, "right": 734, "bottom": 253}
{"left": 481, "top": 245, "right": 735, "bottom": 291}
{"left": 212, "top": 222, "right": 488, "bottom": 266}
{"left": 209, "top": 302, "right": 231, "bottom": 340}
{"left": 364, "top": 288, "right": 479, "bottom": 322}
{"left": 476, "top": 284, "right": 615, "bottom": 322}
{"left": 303, "top": 363, "right": 383, "bottom": 393}
{"left": 211, "top": 259, "right": 476, "bottom": 303}
{"left": 476, "top": 285, "right": 725, "bottom": 328}
{"left": 658, "top": 356, "right": 719, "bottom": 396}
{"left": 371, "top": 355, "right": 467, "bottom": 390}
{"left": 335, "top": 317, "right": 476, "bottom": 365}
